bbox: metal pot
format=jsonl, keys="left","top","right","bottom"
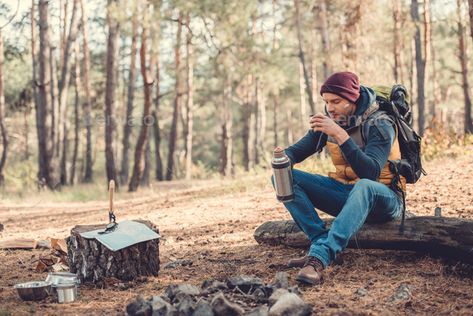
{"left": 54, "top": 282, "right": 77, "bottom": 303}
{"left": 14, "top": 281, "right": 51, "bottom": 301}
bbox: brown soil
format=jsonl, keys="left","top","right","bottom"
{"left": 1, "top": 152, "right": 473, "bottom": 315}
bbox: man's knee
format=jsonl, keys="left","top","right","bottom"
{"left": 353, "top": 178, "right": 377, "bottom": 190}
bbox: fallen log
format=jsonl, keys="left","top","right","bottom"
{"left": 66, "top": 220, "right": 160, "bottom": 283}
{"left": 254, "top": 216, "right": 473, "bottom": 263}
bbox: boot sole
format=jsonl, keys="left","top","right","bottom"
{"left": 296, "top": 274, "right": 323, "bottom": 285}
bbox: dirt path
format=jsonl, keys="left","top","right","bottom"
{"left": 1, "top": 152, "right": 473, "bottom": 315}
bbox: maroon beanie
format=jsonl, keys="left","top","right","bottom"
{"left": 320, "top": 71, "right": 360, "bottom": 103}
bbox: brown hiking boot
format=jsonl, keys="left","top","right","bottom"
{"left": 287, "top": 255, "right": 308, "bottom": 268}
{"left": 296, "top": 256, "right": 324, "bottom": 285}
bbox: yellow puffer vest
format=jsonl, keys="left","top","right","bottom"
{"left": 325, "top": 103, "right": 407, "bottom": 192}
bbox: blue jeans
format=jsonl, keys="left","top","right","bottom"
{"left": 272, "top": 169, "right": 402, "bottom": 268}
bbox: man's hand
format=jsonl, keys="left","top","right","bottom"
{"left": 310, "top": 113, "right": 350, "bottom": 145}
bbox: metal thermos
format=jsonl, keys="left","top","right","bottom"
{"left": 272, "top": 147, "right": 294, "bottom": 202}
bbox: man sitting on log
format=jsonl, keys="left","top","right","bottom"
{"left": 273, "top": 71, "right": 406, "bottom": 285}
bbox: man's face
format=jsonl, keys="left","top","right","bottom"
{"left": 322, "top": 92, "right": 356, "bottom": 123}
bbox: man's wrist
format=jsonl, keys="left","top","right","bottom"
{"left": 334, "top": 129, "right": 349, "bottom": 145}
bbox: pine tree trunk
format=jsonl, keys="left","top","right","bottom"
{"left": 298, "top": 61, "right": 307, "bottom": 135}
{"left": 294, "top": 0, "right": 315, "bottom": 113}
{"left": 50, "top": 45, "right": 59, "bottom": 158}
{"left": 166, "top": 13, "right": 183, "bottom": 181}
{"left": 392, "top": 0, "right": 404, "bottom": 83}
{"left": 469, "top": 0, "right": 473, "bottom": 42}
{"left": 104, "top": 0, "right": 119, "bottom": 185}
{"left": 0, "top": 30, "right": 8, "bottom": 186}
{"left": 79, "top": 0, "right": 94, "bottom": 182}
{"left": 286, "top": 108, "right": 294, "bottom": 145}
{"left": 411, "top": 0, "right": 425, "bottom": 135}
{"left": 242, "top": 75, "right": 254, "bottom": 171}
{"left": 310, "top": 25, "right": 318, "bottom": 112}
{"left": 409, "top": 38, "right": 417, "bottom": 130}
{"left": 59, "top": 0, "right": 68, "bottom": 69}
{"left": 23, "top": 106, "right": 30, "bottom": 160}
{"left": 318, "top": 0, "right": 331, "bottom": 80}
{"left": 70, "top": 42, "right": 81, "bottom": 185}
{"left": 422, "top": 0, "right": 432, "bottom": 124}
{"left": 184, "top": 15, "right": 194, "bottom": 181}
{"left": 59, "top": 0, "right": 80, "bottom": 185}
{"left": 37, "top": 0, "right": 59, "bottom": 189}
{"left": 31, "top": 0, "right": 38, "bottom": 164}
{"left": 129, "top": 5, "right": 154, "bottom": 192}
{"left": 457, "top": 0, "right": 473, "bottom": 134}
{"left": 120, "top": 7, "right": 139, "bottom": 185}
{"left": 153, "top": 111, "right": 163, "bottom": 181}
{"left": 273, "top": 94, "right": 279, "bottom": 148}
{"left": 255, "top": 78, "right": 266, "bottom": 164}
{"left": 220, "top": 76, "right": 233, "bottom": 177}
{"left": 253, "top": 78, "right": 261, "bottom": 166}
{"left": 153, "top": 24, "right": 163, "bottom": 181}
{"left": 141, "top": 133, "right": 151, "bottom": 187}
{"left": 428, "top": 0, "right": 440, "bottom": 121}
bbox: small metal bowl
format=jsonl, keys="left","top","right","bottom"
{"left": 14, "top": 281, "right": 51, "bottom": 301}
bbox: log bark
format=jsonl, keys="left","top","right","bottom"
{"left": 66, "top": 220, "right": 159, "bottom": 283}
{"left": 254, "top": 217, "right": 473, "bottom": 263}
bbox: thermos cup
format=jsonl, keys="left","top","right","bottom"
{"left": 272, "top": 147, "right": 294, "bottom": 202}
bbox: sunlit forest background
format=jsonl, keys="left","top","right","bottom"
{"left": 0, "top": 0, "right": 472, "bottom": 198}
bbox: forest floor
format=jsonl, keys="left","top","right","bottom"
{"left": 1, "top": 148, "right": 473, "bottom": 315}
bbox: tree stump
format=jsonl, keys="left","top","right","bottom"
{"left": 66, "top": 220, "right": 159, "bottom": 283}
{"left": 254, "top": 216, "right": 473, "bottom": 264}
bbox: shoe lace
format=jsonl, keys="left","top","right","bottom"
{"left": 305, "top": 256, "right": 324, "bottom": 270}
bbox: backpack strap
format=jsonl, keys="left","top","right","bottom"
{"left": 360, "top": 106, "right": 395, "bottom": 145}
{"left": 361, "top": 106, "right": 408, "bottom": 233}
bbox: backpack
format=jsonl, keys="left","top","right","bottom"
{"left": 370, "top": 85, "right": 426, "bottom": 184}
{"left": 365, "top": 85, "right": 426, "bottom": 232}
